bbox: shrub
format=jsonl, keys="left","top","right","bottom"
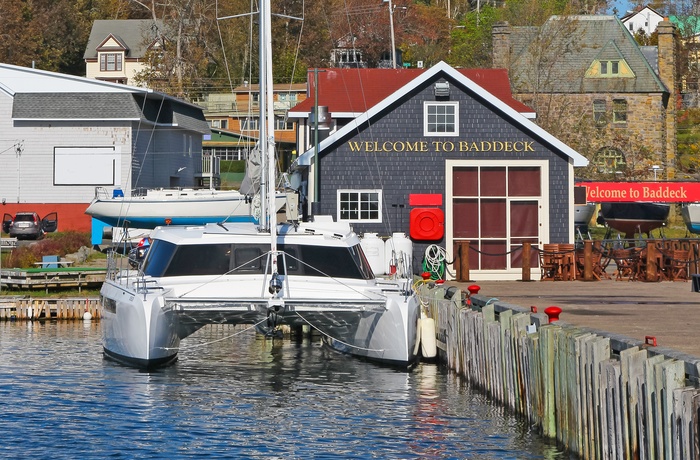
{"left": 5, "top": 232, "right": 90, "bottom": 268}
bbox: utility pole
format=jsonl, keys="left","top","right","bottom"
{"left": 385, "top": 0, "right": 397, "bottom": 68}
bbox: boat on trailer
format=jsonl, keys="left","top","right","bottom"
{"left": 85, "top": 187, "right": 287, "bottom": 229}
{"left": 599, "top": 202, "right": 670, "bottom": 237}
{"left": 99, "top": 0, "right": 421, "bottom": 369}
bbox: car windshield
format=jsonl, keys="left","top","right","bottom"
{"left": 14, "top": 215, "right": 36, "bottom": 222}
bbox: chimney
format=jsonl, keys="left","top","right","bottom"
{"left": 657, "top": 19, "right": 678, "bottom": 179}
{"left": 492, "top": 22, "right": 511, "bottom": 70}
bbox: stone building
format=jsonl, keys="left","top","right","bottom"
{"left": 492, "top": 15, "right": 679, "bottom": 180}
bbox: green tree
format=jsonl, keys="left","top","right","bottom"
{"left": 447, "top": 5, "right": 499, "bottom": 68}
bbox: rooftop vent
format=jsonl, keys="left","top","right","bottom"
{"left": 434, "top": 81, "right": 450, "bottom": 98}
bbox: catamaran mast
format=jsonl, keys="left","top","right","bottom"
{"left": 260, "top": 0, "right": 278, "bottom": 275}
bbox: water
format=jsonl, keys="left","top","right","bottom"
{"left": 0, "top": 321, "right": 569, "bottom": 459}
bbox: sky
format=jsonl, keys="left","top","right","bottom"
{"left": 609, "top": 0, "right": 636, "bottom": 15}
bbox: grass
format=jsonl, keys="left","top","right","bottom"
{"left": 0, "top": 287, "right": 102, "bottom": 298}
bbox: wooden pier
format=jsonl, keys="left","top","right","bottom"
{"left": 0, "top": 267, "right": 106, "bottom": 293}
{"left": 417, "top": 283, "right": 700, "bottom": 459}
{"left": 0, "top": 297, "right": 101, "bottom": 320}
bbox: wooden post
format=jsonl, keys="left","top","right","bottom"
{"left": 460, "top": 241, "right": 470, "bottom": 282}
{"left": 522, "top": 242, "right": 531, "bottom": 281}
{"left": 583, "top": 240, "right": 593, "bottom": 281}
{"left": 646, "top": 242, "right": 657, "bottom": 282}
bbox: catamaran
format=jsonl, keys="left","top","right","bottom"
{"left": 99, "top": 0, "right": 421, "bottom": 369}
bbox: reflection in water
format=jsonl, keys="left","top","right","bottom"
{"left": 0, "top": 322, "right": 569, "bottom": 459}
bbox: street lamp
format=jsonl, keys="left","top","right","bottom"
{"left": 650, "top": 165, "right": 662, "bottom": 180}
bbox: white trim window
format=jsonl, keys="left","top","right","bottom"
{"left": 100, "top": 53, "right": 123, "bottom": 71}
{"left": 424, "top": 101, "right": 459, "bottom": 136}
{"left": 337, "top": 189, "right": 382, "bottom": 223}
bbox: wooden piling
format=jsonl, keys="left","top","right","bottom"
{"left": 0, "top": 298, "right": 101, "bottom": 321}
{"left": 417, "top": 284, "right": 700, "bottom": 460}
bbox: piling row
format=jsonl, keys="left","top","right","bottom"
{"left": 417, "top": 284, "right": 700, "bottom": 460}
{"left": 0, "top": 298, "right": 101, "bottom": 320}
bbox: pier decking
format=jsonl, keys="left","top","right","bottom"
{"left": 0, "top": 267, "right": 106, "bottom": 293}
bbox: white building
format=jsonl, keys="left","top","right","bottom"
{"left": 0, "top": 63, "right": 209, "bottom": 232}
{"left": 621, "top": 6, "right": 664, "bottom": 37}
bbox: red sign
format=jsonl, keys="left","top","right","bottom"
{"left": 576, "top": 182, "right": 700, "bottom": 203}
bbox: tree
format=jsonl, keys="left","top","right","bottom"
{"left": 447, "top": 5, "right": 499, "bottom": 68}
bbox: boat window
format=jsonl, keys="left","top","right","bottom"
{"left": 142, "top": 241, "right": 373, "bottom": 279}
{"left": 282, "top": 244, "right": 373, "bottom": 279}
{"left": 233, "top": 245, "right": 269, "bottom": 273}
{"left": 141, "top": 240, "right": 177, "bottom": 277}
{"left": 164, "top": 244, "right": 233, "bottom": 276}
{"left": 277, "top": 246, "right": 298, "bottom": 274}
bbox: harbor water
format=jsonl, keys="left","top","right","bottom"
{"left": 0, "top": 321, "right": 570, "bottom": 459}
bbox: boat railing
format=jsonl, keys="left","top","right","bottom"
{"left": 135, "top": 277, "right": 163, "bottom": 296}
{"left": 93, "top": 186, "right": 112, "bottom": 200}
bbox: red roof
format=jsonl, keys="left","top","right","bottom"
{"left": 290, "top": 67, "right": 533, "bottom": 115}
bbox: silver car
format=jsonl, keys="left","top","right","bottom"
{"left": 2, "top": 212, "right": 58, "bottom": 240}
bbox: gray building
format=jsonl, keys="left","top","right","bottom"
{"left": 0, "top": 63, "right": 209, "bottom": 232}
{"left": 290, "top": 62, "right": 587, "bottom": 280}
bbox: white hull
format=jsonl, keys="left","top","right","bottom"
{"left": 682, "top": 203, "right": 700, "bottom": 234}
{"left": 100, "top": 222, "right": 421, "bottom": 368}
{"left": 86, "top": 187, "right": 287, "bottom": 228}
{"left": 574, "top": 203, "right": 596, "bottom": 226}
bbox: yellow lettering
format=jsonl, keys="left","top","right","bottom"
{"left": 480, "top": 141, "right": 492, "bottom": 151}
{"left": 348, "top": 141, "right": 362, "bottom": 152}
{"left": 524, "top": 141, "right": 534, "bottom": 152}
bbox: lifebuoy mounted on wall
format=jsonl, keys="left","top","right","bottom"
{"left": 409, "top": 207, "right": 444, "bottom": 240}
{"left": 408, "top": 194, "right": 444, "bottom": 241}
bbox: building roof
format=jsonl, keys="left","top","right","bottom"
{"left": 620, "top": 6, "right": 663, "bottom": 23}
{"left": 669, "top": 16, "right": 700, "bottom": 37}
{"left": 295, "top": 61, "right": 588, "bottom": 168}
{"left": 288, "top": 67, "right": 535, "bottom": 119}
{"left": 0, "top": 63, "right": 209, "bottom": 134}
{"left": 83, "top": 19, "right": 162, "bottom": 60}
{"left": 506, "top": 15, "right": 667, "bottom": 94}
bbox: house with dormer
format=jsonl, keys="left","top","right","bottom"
{"left": 287, "top": 63, "right": 587, "bottom": 280}
{"left": 84, "top": 19, "right": 163, "bottom": 86}
{"left": 621, "top": 6, "right": 664, "bottom": 38}
{"left": 493, "top": 16, "right": 678, "bottom": 180}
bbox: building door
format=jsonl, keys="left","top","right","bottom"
{"left": 446, "top": 160, "right": 549, "bottom": 280}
